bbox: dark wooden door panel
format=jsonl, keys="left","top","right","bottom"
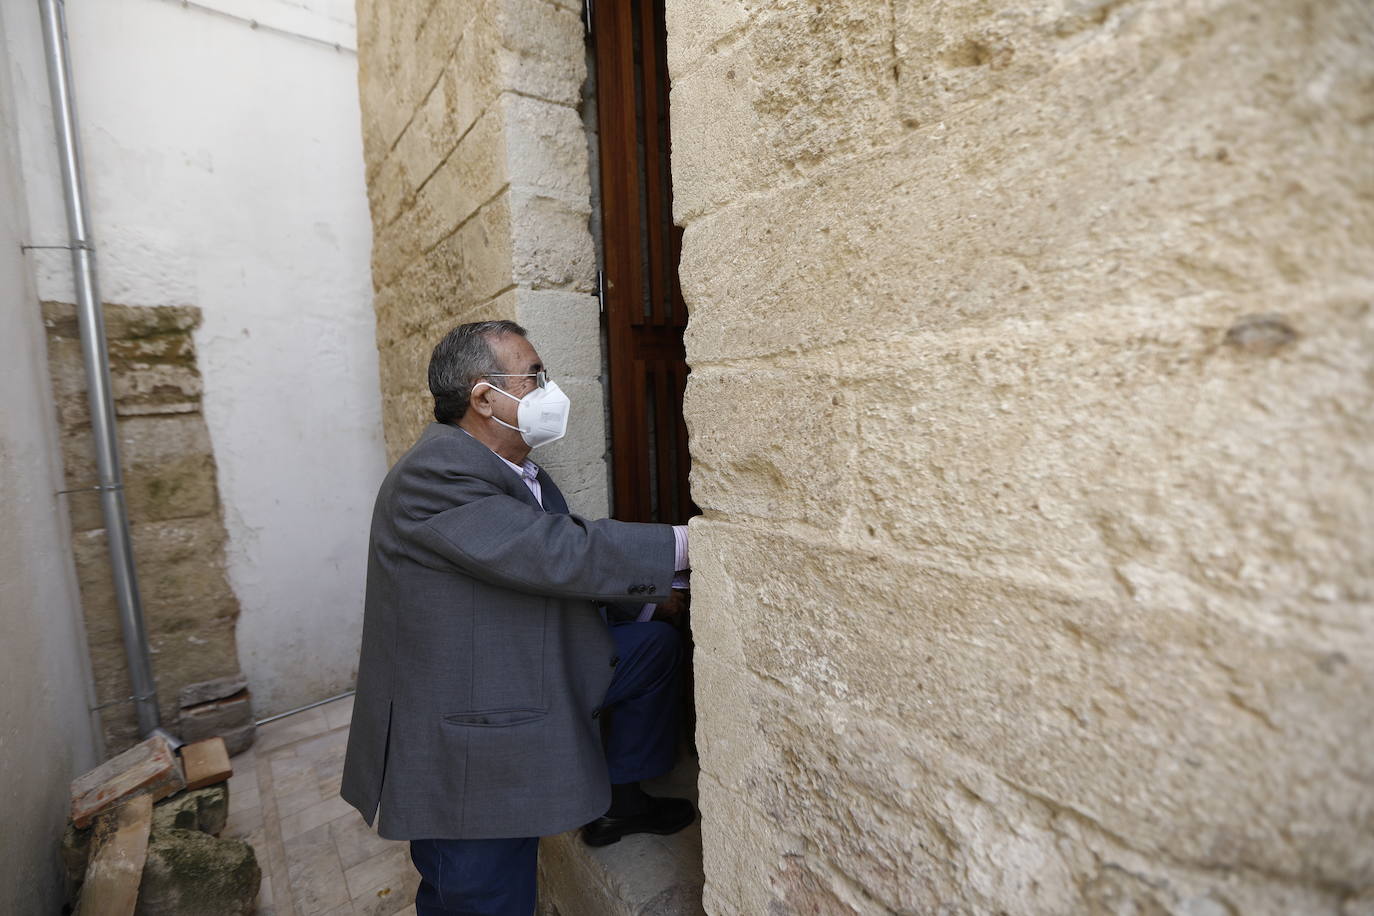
{"left": 593, "top": 0, "right": 692, "bottom": 524}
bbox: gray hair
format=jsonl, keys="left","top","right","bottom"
{"left": 428, "top": 320, "right": 527, "bottom": 423}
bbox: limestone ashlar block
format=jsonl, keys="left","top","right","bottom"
{"left": 506, "top": 288, "right": 603, "bottom": 378}
{"left": 76, "top": 794, "right": 153, "bottom": 916}
{"left": 179, "top": 739, "right": 233, "bottom": 792}
{"left": 43, "top": 302, "right": 203, "bottom": 428}
{"left": 71, "top": 735, "right": 185, "bottom": 829}
{"left": 178, "top": 673, "right": 249, "bottom": 709}
{"left": 73, "top": 516, "right": 241, "bottom": 753}
{"left": 684, "top": 365, "right": 859, "bottom": 526}
{"left": 677, "top": 8, "right": 1372, "bottom": 362}
{"left": 495, "top": 0, "right": 586, "bottom": 108}
{"left": 354, "top": 0, "right": 441, "bottom": 152}
{"left": 73, "top": 518, "right": 238, "bottom": 638}
{"left": 381, "top": 390, "right": 436, "bottom": 463}
{"left": 843, "top": 298, "right": 1374, "bottom": 604}
{"left": 372, "top": 191, "right": 515, "bottom": 329}
{"left": 664, "top": 0, "right": 761, "bottom": 84}
{"left": 502, "top": 94, "right": 593, "bottom": 208}
{"left": 696, "top": 518, "right": 1373, "bottom": 900}
{"left": 374, "top": 22, "right": 504, "bottom": 225}
{"left": 521, "top": 376, "right": 609, "bottom": 517}
{"left": 372, "top": 103, "right": 509, "bottom": 288}
{"left": 59, "top": 413, "right": 219, "bottom": 533}
{"left": 178, "top": 694, "right": 254, "bottom": 745}
{"left": 363, "top": 0, "right": 580, "bottom": 198}
{"left": 91, "top": 616, "right": 240, "bottom": 757}
{"left": 669, "top": 0, "right": 900, "bottom": 223}
{"left": 509, "top": 189, "right": 595, "bottom": 292}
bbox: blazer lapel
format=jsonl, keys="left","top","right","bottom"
{"left": 434, "top": 423, "right": 544, "bottom": 511}
{"left": 537, "top": 469, "right": 570, "bottom": 515}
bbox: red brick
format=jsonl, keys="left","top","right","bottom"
{"left": 70, "top": 735, "right": 185, "bottom": 829}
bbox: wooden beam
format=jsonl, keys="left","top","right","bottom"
{"left": 76, "top": 794, "right": 153, "bottom": 916}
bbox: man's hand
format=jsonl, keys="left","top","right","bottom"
{"left": 653, "top": 589, "right": 689, "bottom": 621}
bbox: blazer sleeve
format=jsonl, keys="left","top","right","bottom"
{"left": 389, "top": 445, "right": 677, "bottom": 602}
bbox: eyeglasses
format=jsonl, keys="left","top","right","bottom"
{"left": 484, "top": 370, "right": 549, "bottom": 389}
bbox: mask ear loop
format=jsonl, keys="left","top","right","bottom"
{"left": 471, "top": 381, "right": 526, "bottom": 434}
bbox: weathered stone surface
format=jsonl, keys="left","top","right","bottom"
{"left": 219, "top": 723, "right": 257, "bottom": 758}
{"left": 358, "top": 0, "right": 606, "bottom": 479}
{"left": 63, "top": 821, "right": 94, "bottom": 889}
{"left": 371, "top": 101, "right": 509, "bottom": 288}
{"left": 504, "top": 95, "right": 595, "bottom": 207}
{"left": 43, "top": 302, "right": 203, "bottom": 427}
{"left": 510, "top": 190, "right": 596, "bottom": 293}
{"left": 664, "top": 0, "right": 762, "bottom": 85}
{"left": 176, "top": 694, "right": 253, "bottom": 744}
{"left": 59, "top": 414, "right": 219, "bottom": 533}
{"left": 151, "top": 786, "right": 229, "bottom": 837}
{"left": 178, "top": 674, "right": 248, "bottom": 709}
{"left": 44, "top": 302, "right": 244, "bottom": 754}
{"left": 669, "top": 0, "right": 1374, "bottom": 911}
{"left": 539, "top": 827, "right": 706, "bottom": 916}
{"left": 134, "top": 828, "right": 260, "bottom": 916}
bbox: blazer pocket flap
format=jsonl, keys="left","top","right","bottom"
{"left": 442, "top": 707, "right": 547, "bottom": 728}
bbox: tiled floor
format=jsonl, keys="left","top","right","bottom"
{"left": 225, "top": 695, "right": 705, "bottom": 916}
{"left": 223, "top": 695, "right": 420, "bottom": 916}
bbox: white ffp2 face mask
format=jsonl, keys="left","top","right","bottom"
{"left": 473, "top": 380, "right": 571, "bottom": 448}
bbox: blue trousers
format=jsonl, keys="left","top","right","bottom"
{"left": 410, "top": 621, "right": 682, "bottom": 915}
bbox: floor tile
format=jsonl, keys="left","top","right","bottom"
{"left": 330, "top": 813, "right": 400, "bottom": 871}
{"left": 281, "top": 794, "right": 355, "bottom": 842}
{"left": 224, "top": 802, "right": 264, "bottom": 838}
{"left": 282, "top": 821, "right": 344, "bottom": 916}
{"left": 343, "top": 846, "right": 411, "bottom": 900}
{"left": 350, "top": 868, "right": 420, "bottom": 916}
{"left": 276, "top": 783, "right": 326, "bottom": 821}
{"left": 233, "top": 781, "right": 263, "bottom": 813}
{"left": 271, "top": 752, "right": 321, "bottom": 797}
{"left": 294, "top": 726, "right": 349, "bottom": 763}
{"left": 257, "top": 708, "right": 331, "bottom": 753}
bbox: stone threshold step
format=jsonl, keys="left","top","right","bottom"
{"left": 537, "top": 759, "right": 705, "bottom": 916}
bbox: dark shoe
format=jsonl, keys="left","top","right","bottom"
{"left": 580, "top": 795, "right": 695, "bottom": 847}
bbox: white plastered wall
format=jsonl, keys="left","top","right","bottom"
{"left": 0, "top": 6, "right": 102, "bottom": 907}
{"left": 4, "top": 0, "right": 386, "bottom": 716}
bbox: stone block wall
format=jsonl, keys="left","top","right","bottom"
{"left": 44, "top": 303, "right": 244, "bottom": 753}
{"left": 670, "top": 0, "right": 1373, "bottom": 912}
{"left": 357, "top": 0, "right": 609, "bottom": 515}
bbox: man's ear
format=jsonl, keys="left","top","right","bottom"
{"left": 469, "top": 382, "right": 494, "bottom": 418}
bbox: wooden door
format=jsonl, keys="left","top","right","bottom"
{"left": 591, "top": 0, "right": 692, "bottom": 525}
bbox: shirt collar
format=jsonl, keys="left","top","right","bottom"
{"left": 459, "top": 427, "right": 539, "bottom": 482}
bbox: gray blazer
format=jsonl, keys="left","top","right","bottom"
{"left": 339, "top": 423, "right": 676, "bottom": 840}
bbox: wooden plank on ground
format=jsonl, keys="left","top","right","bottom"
{"left": 180, "top": 736, "right": 232, "bottom": 790}
{"left": 76, "top": 794, "right": 153, "bottom": 916}
{"left": 71, "top": 735, "right": 185, "bottom": 828}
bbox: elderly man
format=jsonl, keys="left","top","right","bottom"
{"left": 341, "top": 321, "right": 693, "bottom": 915}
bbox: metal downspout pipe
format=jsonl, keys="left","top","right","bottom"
{"left": 38, "top": 0, "right": 164, "bottom": 738}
